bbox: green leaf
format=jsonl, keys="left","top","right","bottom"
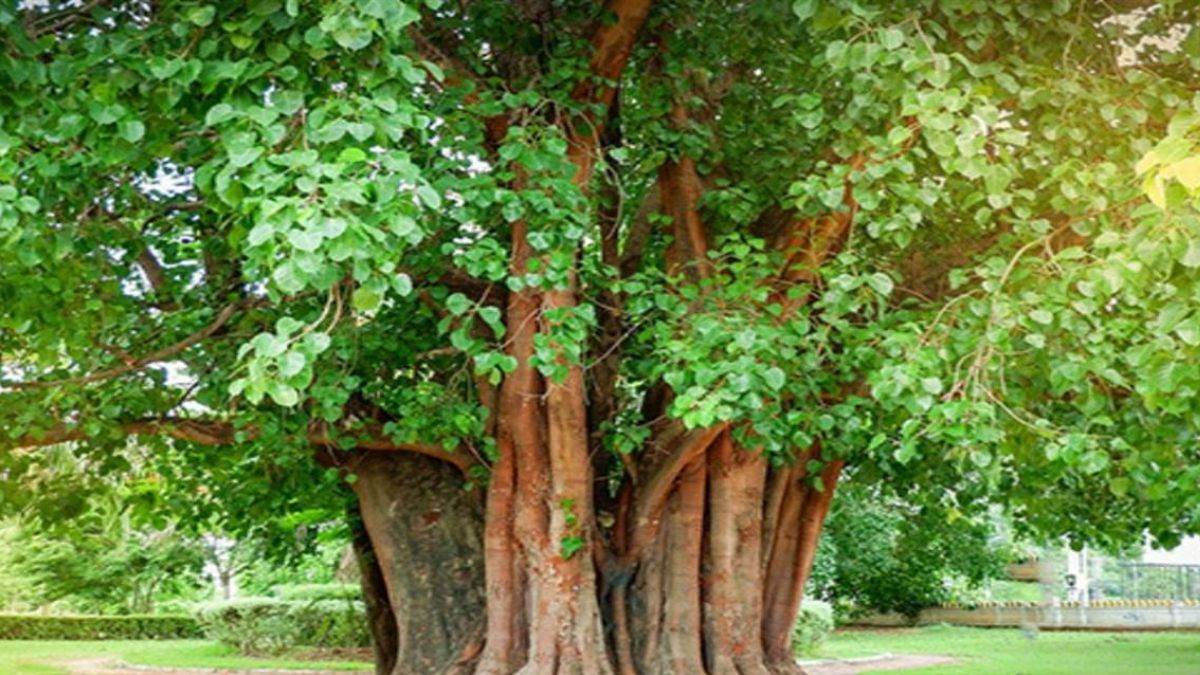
{"left": 763, "top": 366, "right": 787, "bottom": 390}
{"left": 251, "top": 332, "right": 288, "bottom": 358}
{"left": 392, "top": 273, "right": 413, "bottom": 296}
{"left": 302, "top": 332, "right": 331, "bottom": 355}
{"left": 1181, "top": 240, "right": 1200, "bottom": 268}
{"left": 879, "top": 28, "right": 904, "bottom": 50}
{"left": 560, "top": 535, "right": 585, "bottom": 559}
{"left": 478, "top": 306, "right": 504, "bottom": 337}
{"left": 272, "top": 90, "right": 305, "bottom": 115}
{"left": 118, "top": 120, "right": 145, "bottom": 143}
{"left": 446, "top": 293, "right": 472, "bottom": 316}
{"left": 417, "top": 184, "right": 442, "bottom": 209}
{"left": 1175, "top": 317, "right": 1200, "bottom": 346}
{"left": 15, "top": 195, "right": 39, "bottom": 214}
{"left": 866, "top": 273, "right": 894, "bottom": 297}
{"left": 1109, "top": 476, "right": 1131, "bottom": 498}
{"left": 352, "top": 287, "right": 382, "bottom": 312}
{"left": 187, "top": 5, "right": 216, "bottom": 26}
{"left": 247, "top": 222, "right": 275, "bottom": 246}
{"left": 228, "top": 146, "right": 264, "bottom": 169}
{"left": 792, "top": 0, "right": 816, "bottom": 20}
{"left": 267, "top": 381, "right": 300, "bottom": 407}
{"left": 338, "top": 147, "right": 368, "bottom": 163}
{"left": 273, "top": 262, "right": 305, "bottom": 293}
{"left": 280, "top": 351, "right": 307, "bottom": 378}
{"left": 1029, "top": 309, "right": 1054, "bottom": 325}
{"left": 147, "top": 57, "right": 183, "bottom": 80}
{"left": 287, "top": 229, "right": 323, "bottom": 252}
{"left": 205, "top": 103, "right": 235, "bottom": 127}
{"left": 275, "top": 317, "right": 305, "bottom": 336}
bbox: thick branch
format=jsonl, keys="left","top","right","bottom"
{"left": 7, "top": 418, "right": 476, "bottom": 475}
{"left": 617, "top": 423, "right": 725, "bottom": 566}
{"left": 309, "top": 422, "right": 477, "bottom": 475}
{"left": 566, "top": 0, "right": 655, "bottom": 182}
{"left": 7, "top": 418, "right": 239, "bottom": 449}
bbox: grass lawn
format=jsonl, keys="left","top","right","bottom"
{"left": 0, "top": 640, "right": 372, "bottom": 674}
{"left": 3, "top": 628, "right": 1199, "bottom": 674}
{"left": 821, "top": 625, "right": 1200, "bottom": 674}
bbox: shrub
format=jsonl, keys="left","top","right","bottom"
{"left": 791, "top": 599, "right": 834, "bottom": 657}
{"left": 193, "top": 597, "right": 368, "bottom": 655}
{"left": 269, "top": 583, "right": 360, "bottom": 601}
{"left": 0, "top": 614, "right": 201, "bottom": 640}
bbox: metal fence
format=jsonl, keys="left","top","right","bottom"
{"left": 1096, "top": 563, "right": 1200, "bottom": 601}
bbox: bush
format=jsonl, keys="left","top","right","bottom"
{"left": 0, "top": 614, "right": 201, "bottom": 640}
{"left": 791, "top": 599, "right": 834, "bottom": 657}
{"left": 269, "top": 583, "right": 360, "bottom": 601}
{"left": 193, "top": 597, "right": 368, "bottom": 655}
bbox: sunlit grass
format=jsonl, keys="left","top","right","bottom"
{"left": 822, "top": 625, "right": 1200, "bottom": 674}
{"left": 0, "top": 640, "right": 371, "bottom": 674}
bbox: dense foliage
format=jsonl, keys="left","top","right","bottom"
{"left": 3, "top": 1, "right": 1200, "bottom": 671}
{"left": 809, "top": 485, "right": 1009, "bottom": 618}
{"left": 2, "top": 0, "right": 1198, "bottom": 550}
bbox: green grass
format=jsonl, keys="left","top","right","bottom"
{"left": 821, "top": 625, "right": 1200, "bottom": 674}
{"left": 0, "top": 640, "right": 372, "bottom": 674}
{"left": 4, "top": 629, "right": 1200, "bottom": 674}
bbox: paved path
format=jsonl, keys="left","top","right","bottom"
{"left": 802, "top": 653, "right": 958, "bottom": 674}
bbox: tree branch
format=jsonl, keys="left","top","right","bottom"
{"left": 6, "top": 418, "right": 476, "bottom": 475}
{"left": 4, "top": 300, "right": 252, "bottom": 391}
{"left": 7, "top": 418, "right": 239, "bottom": 449}
{"left": 615, "top": 423, "right": 725, "bottom": 566}
{"left": 136, "top": 247, "right": 169, "bottom": 292}
{"left": 308, "top": 422, "right": 477, "bottom": 475}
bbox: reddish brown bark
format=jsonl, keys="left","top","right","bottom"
{"left": 477, "top": 215, "right": 542, "bottom": 675}
{"left": 475, "top": 2, "right": 654, "bottom": 670}
{"left": 629, "top": 456, "right": 707, "bottom": 674}
{"left": 659, "top": 103, "right": 713, "bottom": 282}
{"left": 761, "top": 457, "right": 844, "bottom": 668}
{"left": 704, "top": 432, "right": 771, "bottom": 675}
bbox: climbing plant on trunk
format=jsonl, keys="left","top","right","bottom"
{"left": 6, "top": 1, "right": 1200, "bottom": 674}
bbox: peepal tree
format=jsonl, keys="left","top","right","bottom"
{"left": 4, "top": 1, "right": 1200, "bottom": 674}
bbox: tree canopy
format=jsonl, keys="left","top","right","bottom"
{"left": 3, "top": 1, "right": 1200, "bottom": 673}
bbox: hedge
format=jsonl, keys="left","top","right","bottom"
{"left": 0, "top": 614, "right": 202, "bottom": 640}
{"left": 269, "top": 583, "right": 361, "bottom": 601}
{"left": 193, "top": 597, "right": 368, "bottom": 655}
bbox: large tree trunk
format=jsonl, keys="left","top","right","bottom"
{"left": 344, "top": 437, "right": 841, "bottom": 675}
{"left": 350, "top": 452, "right": 487, "bottom": 675}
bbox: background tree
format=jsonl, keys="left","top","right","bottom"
{"left": 808, "top": 485, "right": 1010, "bottom": 620}
{"left": 3, "top": 1, "right": 1200, "bottom": 674}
